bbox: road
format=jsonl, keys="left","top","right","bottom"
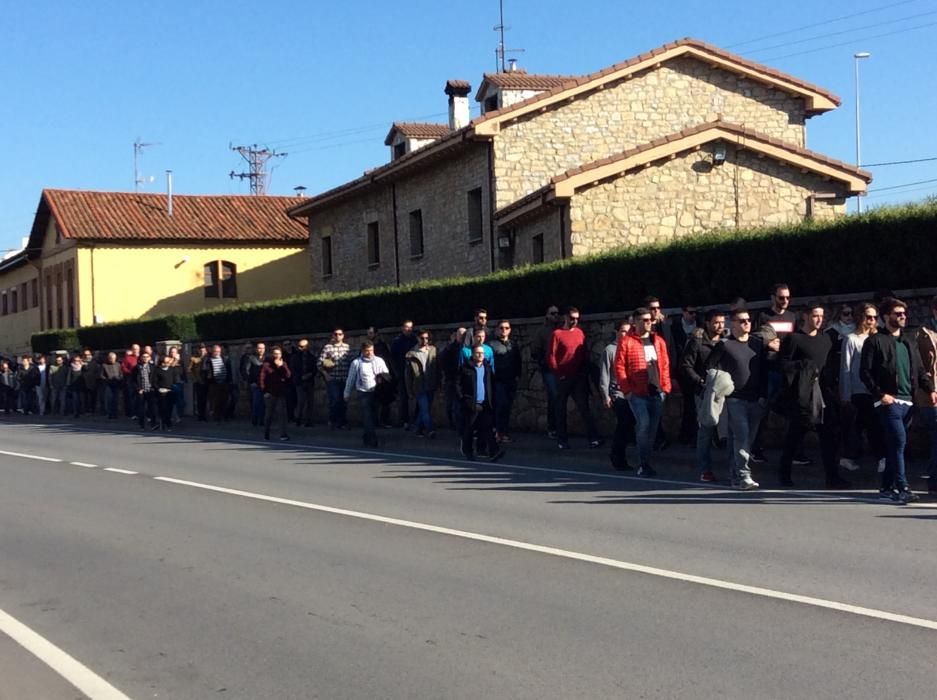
{"left": 1, "top": 421, "right": 936, "bottom": 699}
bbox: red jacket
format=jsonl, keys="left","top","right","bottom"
{"left": 259, "top": 360, "right": 292, "bottom": 396}
{"left": 120, "top": 353, "right": 139, "bottom": 378}
{"left": 614, "top": 332, "right": 672, "bottom": 396}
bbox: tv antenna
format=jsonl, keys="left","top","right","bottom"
{"left": 494, "top": 0, "right": 525, "bottom": 72}
{"left": 229, "top": 144, "right": 287, "bottom": 195}
{"left": 133, "top": 138, "right": 160, "bottom": 192}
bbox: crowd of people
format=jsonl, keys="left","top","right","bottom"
{"left": 2, "top": 284, "right": 936, "bottom": 502}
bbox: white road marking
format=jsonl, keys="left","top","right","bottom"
{"left": 0, "top": 607, "right": 133, "bottom": 700}
{"left": 70, "top": 462, "right": 98, "bottom": 468}
{"left": 153, "top": 475, "right": 937, "bottom": 632}
{"left": 102, "top": 468, "right": 137, "bottom": 475}
{"left": 0, "top": 449, "right": 62, "bottom": 463}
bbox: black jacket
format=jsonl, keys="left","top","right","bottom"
{"left": 455, "top": 362, "right": 495, "bottom": 411}
{"left": 289, "top": 349, "right": 317, "bottom": 385}
{"left": 487, "top": 338, "right": 521, "bottom": 383}
{"left": 240, "top": 353, "right": 264, "bottom": 385}
{"left": 678, "top": 330, "right": 720, "bottom": 394}
{"left": 860, "top": 331, "right": 932, "bottom": 401}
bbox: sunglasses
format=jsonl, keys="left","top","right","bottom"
{"left": 894, "top": 311, "right": 907, "bottom": 317}
{"left": 498, "top": 325, "right": 510, "bottom": 330}
{"left": 865, "top": 315, "right": 878, "bottom": 320}
{"left": 737, "top": 318, "right": 752, "bottom": 324}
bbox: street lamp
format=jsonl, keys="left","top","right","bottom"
{"left": 854, "top": 51, "right": 871, "bottom": 214}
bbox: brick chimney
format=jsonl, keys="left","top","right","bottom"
{"left": 445, "top": 79, "right": 472, "bottom": 131}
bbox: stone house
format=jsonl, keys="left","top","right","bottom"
{"left": 288, "top": 38, "right": 871, "bottom": 292}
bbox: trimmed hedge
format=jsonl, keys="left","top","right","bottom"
{"left": 31, "top": 329, "right": 80, "bottom": 355}
{"left": 31, "top": 200, "right": 937, "bottom": 351}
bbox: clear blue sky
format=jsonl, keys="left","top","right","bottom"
{"left": 2, "top": 0, "right": 935, "bottom": 253}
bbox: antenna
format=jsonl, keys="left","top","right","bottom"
{"left": 228, "top": 144, "right": 287, "bottom": 195}
{"left": 133, "top": 138, "right": 160, "bottom": 192}
{"left": 493, "top": 0, "right": 524, "bottom": 72}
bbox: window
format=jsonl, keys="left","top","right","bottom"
{"left": 45, "top": 276, "right": 53, "bottom": 329}
{"left": 532, "top": 233, "right": 544, "bottom": 264}
{"left": 1, "top": 293, "right": 6, "bottom": 316}
{"left": 367, "top": 221, "right": 380, "bottom": 266}
{"left": 55, "top": 271, "right": 63, "bottom": 328}
{"left": 31, "top": 279, "right": 38, "bottom": 308}
{"left": 204, "top": 261, "right": 237, "bottom": 298}
{"left": 66, "top": 267, "right": 75, "bottom": 327}
{"left": 393, "top": 142, "right": 406, "bottom": 160}
{"left": 409, "top": 210, "right": 424, "bottom": 258}
{"left": 322, "top": 236, "right": 333, "bottom": 277}
{"left": 10, "top": 289, "right": 17, "bottom": 313}
{"left": 484, "top": 95, "right": 499, "bottom": 113}
{"left": 467, "top": 187, "right": 483, "bottom": 243}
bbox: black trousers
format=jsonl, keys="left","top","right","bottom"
{"left": 137, "top": 392, "right": 157, "bottom": 428}
{"left": 555, "top": 374, "right": 598, "bottom": 443}
{"left": 779, "top": 401, "right": 841, "bottom": 483}
{"left": 193, "top": 383, "right": 209, "bottom": 421}
{"left": 461, "top": 403, "right": 498, "bottom": 458}
{"left": 678, "top": 381, "right": 698, "bottom": 443}
{"left": 610, "top": 397, "right": 637, "bottom": 466}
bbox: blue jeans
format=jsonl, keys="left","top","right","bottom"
{"left": 726, "top": 398, "right": 766, "bottom": 481}
{"left": 876, "top": 402, "right": 913, "bottom": 491}
{"left": 541, "top": 369, "right": 558, "bottom": 432}
{"left": 494, "top": 380, "right": 516, "bottom": 434}
{"left": 326, "top": 380, "right": 346, "bottom": 426}
{"left": 414, "top": 391, "right": 435, "bottom": 433}
{"left": 628, "top": 393, "right": 665, "bottom": 469}
{"left": 919, "top": 406, "right": 937, "bottom": 481}
{"left": 250, "top": 386, "right": 266, "bottom": 425}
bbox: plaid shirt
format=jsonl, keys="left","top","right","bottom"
{"left": 318, "top": 342, "right": 352, "bottom": 383}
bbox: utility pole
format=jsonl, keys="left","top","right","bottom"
{"left": 229, "top": 144, "right": 287, "bottom": 195}
{"left": 133, "top": 138, "right": 159, "bottom": 192}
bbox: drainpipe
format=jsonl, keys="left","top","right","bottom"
{"left": 559, "top": 202, "right": 568, "bottom": 259}
{"left": 391, "top": 183, "right": 401, "bottom": 286}
{"left": 487, "top": 142, "right": 496, "bottom": 272}
{"left": 89, "top": 245, "right": 97, "bottom": 324}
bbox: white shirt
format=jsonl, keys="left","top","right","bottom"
{"left": 344, "top": 355, "right": 389, "bottom": 399}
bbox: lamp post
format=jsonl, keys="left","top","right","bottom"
{"left": 854, "top": 51, "right": 871, "bottom": 214}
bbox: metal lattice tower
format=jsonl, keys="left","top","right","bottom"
{"left": 229, "top": 144, "right": 287, "bottom": 195}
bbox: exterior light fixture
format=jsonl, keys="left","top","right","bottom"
{"left": 712, "top": 143, "right": 727, "bottom": 166}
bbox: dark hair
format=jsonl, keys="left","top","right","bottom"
{"left": 643, "top": 295, "right": 660, "bottom": 306}
{"left": 616, "top": 319, "right": 631, "bottom": 332}
{"left": 634, "top": 306, "right": 651, "bottom": 319}
{"left": 360, "top": 340, "right": 374, "bottom": 350}
{"left": 417, "top": 328, "right": 431, "bottom": 339}
{"left": 771, "top": 283, "right": 790, "bottom": 296}
{"left": 333, "top": 327, "right": 344, "bottom": 335}
{"left": 801, "top": 300, "right": 825, "bottom": 314}
{"left": 728, "top": 296, "right": 747, "bottom": 311}
{"left": 731, "top": 307, "right": 751, "bottom": 320}
{"left": 401, "top": 319, "right": 413, "bottom": 327}
{"left": 270, "top": 345, "right": 283, "bottom": 353}
{"left": 880, "top": 298, "right": 907, "bottom": 317}
{"left": 474, "top": 308, "right": 488, "bottom": 317}
{"left": 705, "top": 308, "right": 726, "bottom": 322}
{"left": 565, "top": 306, "right": 580, "bottom": 316}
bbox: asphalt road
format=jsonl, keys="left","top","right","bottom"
{"left": 1, "top": 421, "right": 936, "bottom": 699}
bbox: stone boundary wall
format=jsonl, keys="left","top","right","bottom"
{"left": 202, "top": 287, "right": 937, "bottom": 444}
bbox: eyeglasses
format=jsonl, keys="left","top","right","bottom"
{"left": 865, "top": 315, "right": 878, "bottom": 321}
{"left": 335, "top": 332, "right": 344, "bottom": 336}
{"left": 498, "top": 325, "right": 510, "bottom": 330}
{"left": 776, "top": 295, "right": 790, "bottom": 301}
{"left": 547, "top": 311, "right": 558, "bottom": 316}
{"left": 894, "top": 311, "right": 907, "bottom": 317}
{"left": 639, "top": 317, "right": 653, "bottom": 322}
{"left": 649, "top": 306, "right": 661, "bottom": 311}
{"left": 685, "top": 310, "right": 697, "bottom": 315}
{"left": 737, "top": 318, "right": 752, "bottom": 324}
{"left": 841, "top": 310, "right": 853, "bottom": 316}
{"left": 419, "top": 336, "right": 429, "bottom": 341}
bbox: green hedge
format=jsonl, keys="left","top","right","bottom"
{"left": 31, "top": 200, "right": 937, "bottom": 351}
{"left": 31, "top": 329, "right": 80, "bottom": 355}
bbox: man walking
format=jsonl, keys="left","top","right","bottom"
{"left": 672, "top": 305, "right": 701, "bottom": 444}
{"left": 599, "top": 319, "right": 636, "bottom": 471}
{"left": 121, "top": 344, "right": 140, "bottom": 418}
{"left": 455, "top": 345, "right": 504, "bottom": 462}
{"left": 530, "top": 305, "right": 561, "bottom": 438}
{"left": 777, "top": 302, "right": 850, "bottom": 489}
{"left": 133, "top": 350, "right": 158, "bottom": 430}
{"left": 488, "top": 320, "right": 521, "bottom": 443}
{"left": 344, "top": 340, "right": 390, "bottom": 447}
{"left": 548, "top": 307, "right": 601, "bottom": 450}
{"left": 318, "top": 328, "right": 352, "bottom": 429}
{"left": 615, "top": 307, "right": 671, "bottom": 476}
{"left": 440, "top": 328, "right": 467, "bottom": 431}
{"left": 240, "top": 341, "right": 267, "bottom": 427}
{"left": 259, "top": 345, "right": 292, "bottom": 441}
{"left": 390, "top": 320, "right": 417, "bottom": 428}
{"left": 861, "top": 298, "right": 932, "bottom": 502}
{"left": 291, "top": 338, "right": 317, "bottom": 428}
{"left": 405, "top": 329, "right": 439, "bottom": 438}
{"left": 679, "top": 309, "right": 726, "bottom": 482}
{"left": 705, "top": 308, "right": 770, "bottom": 489}
{"left": 202, "top": 344, "right": 234, "bottom": 421}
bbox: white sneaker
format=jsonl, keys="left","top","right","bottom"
{"left": 739, "top": 476, "right": 759, "bottom": 490}
{"left": 877, "top": 458, "right": 887, "bottom": 473}
{"left": 839, "top": 457, "right": 860, "bottom": 472}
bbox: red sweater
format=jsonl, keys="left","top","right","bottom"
{"left": 547, "top": 327, "right": 588, "bottom": 379}
{"left": 259, "top": 360, "right": 292, "bottom": 395}
{"left": 120, "top": 354, "right": 139, "bottom": 378}
{"left": 614, "top": 332, "right": 672, "bottom": 396}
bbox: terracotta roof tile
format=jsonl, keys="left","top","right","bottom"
{"left": 445, "top": 79, "right": 472, "bottom": 95}
{"left": 383, "top": 121, "right": 451, "bottom": 145}
{"left": 40, "top": 189, "right": 307, "bottom": 243}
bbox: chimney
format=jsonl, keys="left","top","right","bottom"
{"left": 508, "top": 58, "right": 518, "bottom": 72}
{"left": 166, "top": 170, "right": 173, "bottom": 217}
{"left": 444, "top": 79, "right": 472, "bottom": 131}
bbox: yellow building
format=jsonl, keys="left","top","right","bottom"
{"left": 0, "top": 189, "right": 309, "bottom": 355}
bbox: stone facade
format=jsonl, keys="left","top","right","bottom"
{"left": 309, "top": 143, "right": 493, "bottom": 292}
{"left": 509, "top": 206, "right": 566, "bottom": 268}
{"left": 493, "top": 57, "right": 808, "bottom": 209}
{"left": 568, "top": 144, "right": 847, "bottom": 256}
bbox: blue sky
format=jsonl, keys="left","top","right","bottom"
{"left": 1, "top": 0, "right": 935, "bottom": 253}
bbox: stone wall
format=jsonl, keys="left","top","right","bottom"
{"left": 509, "top": 206, "right": 566, "bottom": 267}
{"left": 493, "top": 56, "right": 808, "bottom": 209}
{"left": 569, "top": 144, "right": 847, "bottom": 256}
